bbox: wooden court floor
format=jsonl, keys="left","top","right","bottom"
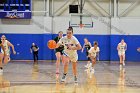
{"left": 0, "top": 61, "right": 140, "bottom": 93}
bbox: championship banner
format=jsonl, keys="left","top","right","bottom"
{"left": 0, "top": 0, "right": 31, "bottom": 19}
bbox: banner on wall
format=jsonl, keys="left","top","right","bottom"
{"left": 0, "top": 0, "right": 31, "bottom": 19}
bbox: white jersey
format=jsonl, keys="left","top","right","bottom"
{"left": 1, "top": 40, "right": 10, "bottom": 55}
{"left": 118, "top": 43, "right": 127, "bottom": 55}
{"left": 58, "top": 36, "right": 80, "bottom": 62}
{"left": 118, "top": 43, "right": 127, "bottom": 52}
{"left": 58, "top": 36, "right": 79, "bottom": 53}
{"left": 88, "top": 47, "right": 100, "bottom": 58}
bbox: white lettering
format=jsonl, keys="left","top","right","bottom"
{"left": 5, "top": 12, "right": 25, "bottom": 18}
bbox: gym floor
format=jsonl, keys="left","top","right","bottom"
{"left": 0, "top": 61, "right": 140, "bottom": 93}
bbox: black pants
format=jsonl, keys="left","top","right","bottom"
{"left": 86, "top": 51, "right": 90, "bottom": 61}
{"left": 33, "top": 51, "right": 38, "bottom": 62}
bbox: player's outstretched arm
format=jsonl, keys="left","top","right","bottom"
{"left": 56, "top": 43, "right": 61, "bottom": 49}
{"left": 7, "top": 41, "right": 16, "bottom": 54}
{"left": 0, "top": 44, "right": 6, "bottom": 56}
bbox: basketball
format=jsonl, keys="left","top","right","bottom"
{"left": 47, "top": 40, "right": 57, "bottom": 49}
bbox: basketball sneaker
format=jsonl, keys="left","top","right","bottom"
{"left": 74, "top": 76, "right": 78, "bottom": 83}
{"left": 85, "top": 63, "right": 92, "bottom": 68}
{"left": 61, "top": 74, "right": 66, "bottom": 82}
{"left": 123, "top": 61, "right": 125, "bottom": 66}
{"left": 0, "top": 67, "right": 3, "bottom": 75}
{"left": 90, "top": 67, "right": 95, "bottom": 74}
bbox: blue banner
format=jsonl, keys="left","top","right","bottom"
{"left": 0, "top": 0, "right": 31, "bottom": 19}
{"left": 0, "top": 11, "right": 31, "bottom": 19}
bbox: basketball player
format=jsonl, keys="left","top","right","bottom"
{"left": 56, "top": 27, "right": 82, "bottom": 83}
{"left": 0, "top": 39, "right": 6, "bottom": 73}
{"left": 137, "top": 47, "right": 140, "bottom": 52}
{"left": 88, "top": 41, "right": 100, "bottom": 74}
{"left": 81, "top": 38, "right": 92, "bottom": 68}
{"left": 54, "top": 31, "right": 64, "bottom": 74}
{"left": 0, "top": 35, "right": 16, "bottom": 65}
{"left": 117, "top": 39, "right": 127, "bottom": 68}
{"left": 30, "top": 43, "right": 39, "bottom": 63}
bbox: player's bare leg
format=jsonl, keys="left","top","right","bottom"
{"left": 0, "top": 54, "right": 3, "bottom": 74}
{"left": 55, "top": 52, "right": 61, "bottom": 74}
{"left": 120, "top": 55, "right": 123, "bottom": 69}
{"left": 122, "top": 54, "right": 125, "bottom": 66}
{"left": 61, "top": 56, "right": 69, "bottom": 83}
{"left": 91, "top": 58, "right": 96, "bottom": 74}
{"left": 4, "top": 55, "right": 10, "bottom": 65}
{"left": 72, "top": 62, "right": 78, "bottom": 84}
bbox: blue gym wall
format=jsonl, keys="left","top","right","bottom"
{"left": 1, "top": 17, "right": 140, "bottom": 62}
{"left": 110, "top": 35, "right": 140, "bottom": 61}
{"left": 1, "top": 34, "right": 140, "bottom": 61}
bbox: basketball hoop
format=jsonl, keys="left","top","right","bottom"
{"left": 79, "top": 24, "right": 84, "bottom": 29}
{"left": 70, "top": 13, "right": 93, "bottom": 28}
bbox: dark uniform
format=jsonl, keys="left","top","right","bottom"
{"left": 84, "top": 43, "right": 91, "bottom": 61}
{"left": 30, "top": 45, "right": 39, "bottom": 62}
{"left": 54, "top": 36, "right": 64, "bottom": 55}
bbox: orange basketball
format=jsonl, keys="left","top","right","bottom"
{"left": 47, "top": 40, "right": 57, "bottom": 49}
